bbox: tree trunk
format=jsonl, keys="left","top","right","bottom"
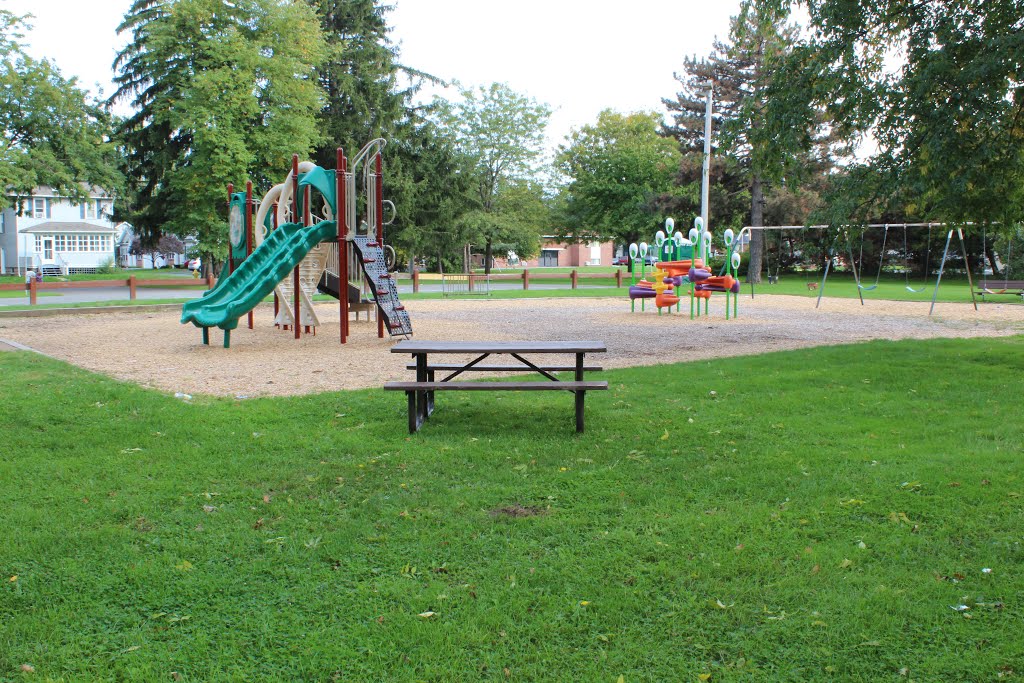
{"left": 746, "top": 175, "right": 765, "bottom": 284}
{"left": 984, "top": 242, "right": 1003, "bottom": 279}
{"left": 484, "top": 239, "right": 493, "bottom": 276}
{"left": 437, "top": 250, "right": 444, "bottom": 275}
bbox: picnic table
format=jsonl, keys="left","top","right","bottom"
{"left": 384, "top": 340, "right": 608, "bottom": 434}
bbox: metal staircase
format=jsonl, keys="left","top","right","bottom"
{"left": 351, "top": 235, "right": 412, "bottom": 337}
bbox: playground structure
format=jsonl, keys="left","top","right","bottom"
{"left": 180, "top": 141, "right": 411, "bottom": 347}
{"left": 627, "top": 218, "right": 742, "bottom": 319}
{"left": 735, "top": 222, "right": 1024, "bottom": 315}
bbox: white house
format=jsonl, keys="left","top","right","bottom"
{"left": 0, "top": 186, "right": 119, "bottom": 275}
{"left": 114, "top": 223, "right": 192, "bottom": 269}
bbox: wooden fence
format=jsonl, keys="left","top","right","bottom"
{"left": 0, "top": 275, "right": 214, "bottom": 306}
{"left": 3, "top": 268, "right": 626, "bottom": 305}
{"left": 411, "top": 268, "right": 623, "bottom": 293}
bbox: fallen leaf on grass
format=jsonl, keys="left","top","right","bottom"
{"left": 698, "top": 674, "right": 712, "bottom": 682}
{"left": 418, "top": 611, "right": 435, "bottom": 618}
{"left": 175, "top": 560, "right": 193, "bottom": 572}
{"left": 20, "top": 664, "right": 34, "bottom": 673}
{"left": 202, "top": 505, "right": 216, "bottom": 514}
{"left": 713, "top": 599, "right": 734, "bottom": 609}
{"left": 8, "top": 575, "right": 16, "bottom": 582}
{"left": 660, "top": 429, "right": 670, "bottom": 441}
{"left": 839, "top": 559, "right": 853, "bottom": 569}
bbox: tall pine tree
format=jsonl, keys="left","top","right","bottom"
{"left": 110, "top": 0, "right": 326, "bottom": 265}
{"left": 665, "top": 1, "right": 826, "bottom": 282}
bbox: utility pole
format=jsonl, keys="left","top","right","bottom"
{"left": 698, "top": 82, "right": 714, "bottom": 233}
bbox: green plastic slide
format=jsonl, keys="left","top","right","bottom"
{"left": 181, "top": 220, "right": 338, "bottom": 331}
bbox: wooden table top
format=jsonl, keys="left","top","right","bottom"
{"left": 391, "top": 340, "right": 607, "bottom": 354}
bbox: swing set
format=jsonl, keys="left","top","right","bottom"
{"left": 736, "top": 222, "right": 993, "bottom": 315}
{"left": 978, "top": 225, "right": 1022, "bottom": 297}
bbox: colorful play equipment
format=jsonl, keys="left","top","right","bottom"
{"left": 627, "top": 217, "right": 741, "bottom": 319}
{"left": 180, "top": 140, "right": 412, "bottom": 347}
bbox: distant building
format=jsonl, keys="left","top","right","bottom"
{"left": 114, "top": 224, "right": 192, "bottom": 269}
{"left": 466, "top": 237, "right": 616, "bottom": 270}
{"left": 537, "top": 237, "right": 614, "bottom": 268}
{"left": 1, "top": 187, "right": 120, "bottom": 275}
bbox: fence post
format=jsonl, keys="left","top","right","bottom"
{"left": 522, "top": 268, "right": 529, "bottom": 290}
{"left": 206, "top": 273, "right": 215, "bottom": 290}
{"left": 412, "top": 269, "right": 419, "bottom": 293}
{"left": 28, "top": 278, "right": 37, "bottom": 306}
{"left": 615, "top": 268, "right": 623, "bottom": 287}
{"left": 129, "top": 275, "right": 137, "bottom": 300}
{"left": 468, "top": 273, "right": 475, "bottom": 292}
{"left": 571, "top": 269, "right": 578, "bottom": 289}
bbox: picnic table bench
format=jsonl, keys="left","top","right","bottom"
{"left": 384, "top": 340, "right": 608, "bottom": 434}
{"left": 975, "top": 280, "right": 1024, "bottom": 299}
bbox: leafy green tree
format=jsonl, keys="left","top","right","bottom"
{"left": 433, "top": 83, "right": 552, "bottom": 273}
{"left": 308, "top": 0, "right": 431, "bottom": 166}
{"left": 0, "top": 10, "right": 121, "bottom": 211}
{"left": 665, "top": 1, "right": 824, "bottom": 282}
{"left": 765, "top": 0, "right": 1024, "bottom": 246}
{"left": 555, "top": 110, "right": 680, "bottom": 250}
{"left": 111, "top": 0, "right": 326, "bottom": 269}
{"left": 384, "top": 116, "right": 478, "bottom": 272}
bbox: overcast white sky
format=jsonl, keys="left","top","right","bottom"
{"left": 3, "top": 0, "right": 741, "bottom": 151}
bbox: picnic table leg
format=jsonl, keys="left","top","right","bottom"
{"left": 426, "top": 368, "right": 435, "bottom": 417}
{"left": 415, "top": 353, "right": 432, "bottom": 422}
{"left": 575, "top": 352, "right": 585, "bottom": 433}
{"left": 575, "top": 390, "right": 586, "bottom": 433}
{"left": 406, "top": 390, "right": 421, "bottom": 433}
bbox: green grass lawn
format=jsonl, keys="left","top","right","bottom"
{"left": 2, "top": 336, "right": 1023, "bottom": 680}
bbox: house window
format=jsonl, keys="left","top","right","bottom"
{"left": 104, "top": 236, "right": 111, "bottom": 251}
{"left": 85, "top": 202, "right": 98, "bottom": 219}
{"left": 35, "top": 236, "right": 42, "bottom": 251}
{"left": 98, "top": 201, "right": 111, "bottom": 218}
{"left": 33, "top": 198, "right": 45, "bottom": 218}
{"left": 55, "top": 235, "right": 66, "bottom": 251}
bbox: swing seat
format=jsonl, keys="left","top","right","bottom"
{"left": 857, "top": 284, "right": 879, "bottom": 291}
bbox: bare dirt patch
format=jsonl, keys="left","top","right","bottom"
{"left": 490, "top": 504, "right": 546, "bottom": 518}
{"left": 0, "top": 295, "right": 1019, "bottom": 397}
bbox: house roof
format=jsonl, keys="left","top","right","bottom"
{"left": 20, "top": 222, "right": 118, "bottom": 234}
{"left": 9, "top": 185, "right": 113, "bottom": 198}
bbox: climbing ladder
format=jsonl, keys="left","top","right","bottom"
{"left": 274, "top": 243, "right": 330, "bottom": 328}
{"left": 351, "top": 234, "right": 412, "bottom": 337}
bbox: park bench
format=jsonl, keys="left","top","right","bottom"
{"left": 975, "top": 280, "right": 1024, "bottom": 299}
{"left": 385, "top": 340, "right": 608, "bottom": 434}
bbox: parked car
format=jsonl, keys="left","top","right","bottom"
{"left": 186, "top": 257, "right": 202, "bottom": 272}
{"left": 613, "top": 255, "right": 658, "bottom": 266}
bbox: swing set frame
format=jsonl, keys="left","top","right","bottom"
{"left": 736, "top": 222, "right": 980, "bottom": 316}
